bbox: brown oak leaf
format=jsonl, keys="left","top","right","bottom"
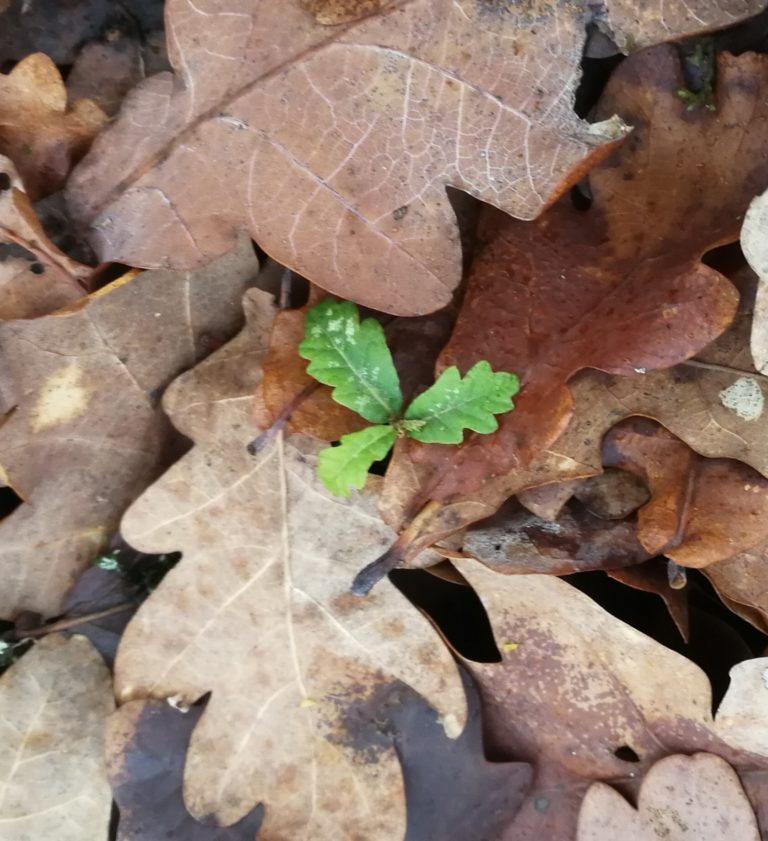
{"left": 451, "top": 562, "right": 768, "bottom": 841}
{"left": 369, "top": 48, "right": 768, "bottom": 583}
{"left": 67, "top": 1, "right": 762, "bottom": 314}
{"left": 0, "top": 155, "right": 89, "bottom": 319}
{"left": 116, "top": 293, "right": 466, "bottom": 839}
{"left": 0, "top": 238, "right": 261, "bottom": 618}
{"left": 0, "top": 53, "right": 107, "bottom": 199}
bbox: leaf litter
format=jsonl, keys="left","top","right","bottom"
{"left": 5, "top": 3, "right": 768, "bottom": 840}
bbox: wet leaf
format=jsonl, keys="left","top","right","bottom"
{"left": 67, "top": 1, "right": 760, "bottom": 313}
{"left": 108, "top": 701, "right": 264, "bottom": 841}
{"left": 451, "top": 562, "right": 768, "bottom": 841}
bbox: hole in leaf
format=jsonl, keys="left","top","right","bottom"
{"left": 0, "top": 486, "right": 22, "bottom": 520}
{"left": 390, "top": 567, "right": 501, "bottom": 663}
{"left": 0, "top": 172, "right": 10, "bottom": 192}
{"left": 570, "top": 182, "right": 592, "bottom": 211}
{"left": 613, "top": 744, "right": 641, "bottom": 763}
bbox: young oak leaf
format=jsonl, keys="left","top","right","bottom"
{"left": 318, "top": 424, "right": 397, "bottom": 497}
{"left": 404, "top": 360, "right": 520, "bottom": 445}
{"left": 299, "top": 298, "right": 402, "bottom": 423}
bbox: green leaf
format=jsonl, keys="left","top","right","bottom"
{"left": 317, "top": 425, "right": 397, "bottom": 497}
{"left": 299, "top": 299, "right": 402, "bottom": 423}
{"left": 403, "top": 360, "right": 519, "bottom": 444}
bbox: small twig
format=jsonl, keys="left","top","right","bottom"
{"left": 247, "top": 381, "right": 319, "bottom": 455}
{"left": 8, "top": 602, "right": 138, "bottom": 640}
{"left": 666, "top": 560, "right": 688, "bottom": 590}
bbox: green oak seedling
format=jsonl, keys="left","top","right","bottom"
{"left": 299, "top": 298, "right": 520, "bottom": 497}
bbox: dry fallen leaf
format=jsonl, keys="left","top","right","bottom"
{"left": 116, "top": 293, "right": 466, "bottom": 839}
{"left": 457, "top": 501, "right": 650, "bottom": 576}
{"left": 0, "top": 155, "right": 89, "bottom": 319}
{"left": 411, "top": 45, "right": 768, "bottom": 503}
{"left": 67, "top": 1, "right": 762, "bottom": 314}
{"left": 450, "top": 562, "right": 768, "bottom": 841}
{"left": 0, "top": 634, "right": 114, "bottom": 841}
{"left": 0, "top": 53, "right": 107, "bottom": 199}
{"left": 577, "top": 753, "right": 761, "bottom": 841}
{"left": 0, "top": 236, "right": 260, "bottom": 618}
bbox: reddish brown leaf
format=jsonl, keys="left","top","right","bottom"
{"left": 0, "top": 54, "right": 107, "bottom": 199}
{"left": 451, "top": 563, "right": 768, "bottom": 841}
{"left": 254, "top": 300, "right": 366, "bottom": 440}
{"left": 602, "top": 419, "right": 768, "bottom": 568}
{"left": 67, "top": 2, "right": 762, "bottom": 314}
{"left": 410, "top": 46, "right": 768, "bottom": 503}
{"left": 375, "top": 49, "right": 768, "bottom": 579}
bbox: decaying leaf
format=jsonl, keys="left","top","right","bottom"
{"left": 108, "top": 701, "right": 264, "bottom": 841}
{"left": 0, "top": 155, "right": 89, "bottom": 319}
{"left": 116, "top": 295, "right": 466, "bottom": 838}
{"left": 450, "top": 562, "right": 768, "bottom": 840}
{"left": 457, "top": 501, "right": 651, "bottom": 576}
{"left": 363, "top": 45, "right": 768, "bottom": 580}
{"left": 410, "top": 45, "right": 768, "bottom": 503}
{"left": 0, "top": 237, "right": 260, "bottom": 618}
{"left": 0, "top": 634, "right": 114, "bottom": 840}
{"left": 577, "top": 753, "right": 760, "bottom": 841}
{"left": 0, "top": 53, "right": 107, "bottom": 199}
{"left": 68, "top": 1, "right": 763, "bottom": 314}
{"left": 601, "top": 419, "right": 768, "bottom": 568}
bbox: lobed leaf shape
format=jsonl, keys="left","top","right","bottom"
{"left": 0, "top": 237, "right": 260, "bottom": 617}
{"left": 299, "top": 298, "right": 402, "bottom": 423}
{"left": 404, "top": 360, "right": 519, "bottom": 444}
{"left": 318, "top": 423, "right": 397, "bottom": 496}
{"left": 451, "top": 562, "right": 768, "bottom": 840}
{"left": 116, "top": 294, "right": 466, "bottom": 839}
{"left": 377, "top": 46, "right": 768, "bottom": 563}
{"left": 65, "top": 0, "right": 764, "bottom": 314}
{"left": 0, "top": 53, "right": 106, "bottom": 199}
{"left": 578, "top": 754, "right": 761, "bottom": 841}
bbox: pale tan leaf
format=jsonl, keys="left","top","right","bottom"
{"left": 577, "top": 754, "right": 760, "bottom": 841}
{"left": 0, "top": 237, "right": 261, "bottom": 618}
{"left": 0, "top": 634, "right": 114, "bottom": 840}
{"left": 116, "top": 298, "right": 466, "bottom": 838}
{"left": 742, "top": 188, "right": 768, "bottom": 374}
